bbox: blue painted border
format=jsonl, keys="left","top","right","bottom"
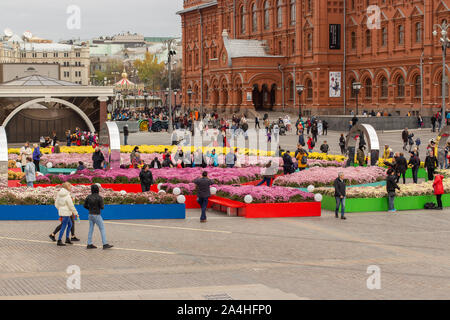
{"left": 0, "top": 204, "right": 185, "bottom": 221}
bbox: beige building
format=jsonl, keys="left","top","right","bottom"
{"left": 1, "top": 36, "right": 90, "bottom": 85}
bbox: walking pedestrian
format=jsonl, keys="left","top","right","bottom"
{"left": 386, "top": 169, "right": 400, "bottom": 213}
{"left": 322, "top": 120, "right": 328, "bottom": 135}
{"left": 425, "top": 149, "right": 438, "bottom": 181}
{"left": 334, "top": 172, "right": 346, "bottom": 220}
{"left": 408, "top": 151, "right": 420, "bottom": 184}
{"left": 123, "top": 124, "right": 129, "bottom": 145}
{"left": 396, "top": 152, "right": 408, "bottom": 184}
{"left": 54, "top": 182, "right": 79, "bottom": 246}
{"left": 194, "top": 171, "right": 214, "bottom": 223}
{"left": 139, "top": 164, "right": 154, "bottom": 192}
{"left": 401, "top": 128, "right": 408, "bottom": 151}
{"left": 339, "top": 134, "right": 346, "bottom": 155}
{"left": 431, "top": 116, "right": 436, "bottom": 132}
{"left": 84, "top": 184, "right": 113, "bottom": 249}
{"left": 433, "top": 174, "right": 444, "bottom": 210}
{"left": 255, "top": 116, "right": 260, "bottom": 129}
{"left": 24, "top": 157, "right": 36, "bottom": 188}
{"left": 32, "top": 143, "right": 41, "bottom": 172}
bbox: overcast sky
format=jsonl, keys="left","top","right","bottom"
{"left": 0, "top": 0, "right": 184, "bottom": 41}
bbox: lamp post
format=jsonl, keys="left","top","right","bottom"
{"left": 187, "top": 88, "right": 193, "bottom": 110}
{"left": 352, "top": 82, "right": 362, "bottom": 115}
{"left": 433, "top": 21, "right": 450, "bottom": 125}
{"left": 164, "top": 38, "right": 178, "bottom": 134}
{"left": 296, "top": 84, "right": 305, "bottom": 117}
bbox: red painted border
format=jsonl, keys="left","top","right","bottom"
{"left": 243, "top": 201, "right": 321, "bottom": 218}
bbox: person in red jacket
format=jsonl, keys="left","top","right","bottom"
{"left": 307, "top": 136, "right": 314, "bottom": 153}
{"left": 433, "top": 174, "right": 444, "bottom": 210}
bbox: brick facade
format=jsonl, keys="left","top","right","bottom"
{"left": 178, "top": 0, "right": 449, "bottom": 115}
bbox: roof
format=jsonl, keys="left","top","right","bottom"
{"left": 1, "top": 75, "right": 81, "bottom": 86}
{"left": 176, "top": 1, "right": 217, "bottom": 15}
{"left": 19, "top": 42, "right": 79, "bottom": 52}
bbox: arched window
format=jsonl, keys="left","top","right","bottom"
{"left": 351, "top": 0, "right": 355, "bottom": 10}
{"left": 398, "top": 25, "right": 404, "bottom": 45}
{"left": 381, "top": 27, "right": 387, "bottom": 46}
{"left": 440, "top": 73, "right": 449, "bottom": 98}
{"left": 397, "top": 76, "right": 405, "bottom": 97}
{"left": 380, "top": 77, "right": 388, "bottom": 98}
{"left": 264, "top": 1, "right": 270, "bottom": 30}
{"left": 307, "top": 33, "right": 312, "bottom": 51}
{"left": 277, "top": 0, "right": 283, "bottom": 28}
{"left": 290, "top": 0, "right": 296, "bottom": 26}
{"left": 414, "top": 75, "right": 421, "bottom": 98}
{"left": 351, "top": 32, "right": 356, "bottom": 49}
{"left": 240, "top": 6, "right": 246, "bottom": 34}
{"left": 365, "top": 30, "right": 371, "bottom": 48}
{"left": 308, "top": 0, "right": 313, "bottom": 12}
{"left": 292, "top": 39, "right": 295, "bottom": 54}
{"left": 252, "top": 3, "right": 257, "bottom": 33}
{"left": 306, "top": 79, "right": 313, "bottom": 100}
{"left": 365, "top": 78, "right": 372, "bottom": 98}
{"left": 415, "top": 22, "right": 422, "bottom": 43}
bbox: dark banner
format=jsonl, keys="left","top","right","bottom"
{"left": 329, "top": 24, "right": 341, "bottom": 50}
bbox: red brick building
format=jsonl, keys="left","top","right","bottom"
{"left": 178, "top": 0, "right": 449, "bottom": 115}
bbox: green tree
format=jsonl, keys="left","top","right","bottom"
{"left": 134, "top": 52, "right": 165, "bottom": 89}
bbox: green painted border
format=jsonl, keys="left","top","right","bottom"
{"left": 322, "top": 194, "right": 450, "bottom": 212}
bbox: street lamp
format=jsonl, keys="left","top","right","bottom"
{"left": 187, "top": 88, "right": 193, "bottom": 110}
{"left": 352, "top": 82, "right": 362, "bottom": 115}
{"left": 164, "top": 38, "right": 178, "bottom": 134}
{"left": 433, "top": 21, "right": 450, "bottom": 125}
{"left": 174, "top": 90, "right": 178, "bottom": 108}
{"left": 296, "top": 84, "right": 305, "bottom": 117}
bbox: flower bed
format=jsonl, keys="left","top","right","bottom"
{"left": 24, "top": 167, "right": 268, "bottom": 185}
{"left": 0, "top": 185, "right": 177, "bottom": 205}
{"left": 273, "top": 166, "right": 387, "bottom": 188}
{"left": 316, "top": 179, "right": 450, "bottom": 199}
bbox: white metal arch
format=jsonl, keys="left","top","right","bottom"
{"left": 2, "top": 97, "right": 96, "bottom": 133}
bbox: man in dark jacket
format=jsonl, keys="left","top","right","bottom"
{"left": 123, "top": 125, "right": 129, "bottom": 145}
{"left": 320, "top": 141, "right": 329, "bottom": 154}
{"left": 334, "top": 172, "right": 346, "bottom": 220}
{"left": 425, "top": 149, "right": 438, "bottom": 181}
{"left": 92, "top": 147, "right": 105, "bottom": 170}
{"left": 386, "top": 169, "right": 400, "bottom": 212}
{"left": 150, "top": 157, "right": 162, "bottom": 169}
{"left": 282, "top": 151, "right": 294, "bottom": 174}
{"left": 395, "top": 152, "right": 408, "bottom": 184}
{"left": 401, "top": 128, "right": 408, "bottom": 151}
{"left": 194, "top": 171, "right": 214, "bottom": 223}
{"left": 408, "top": 151, "right": 421, "bottom": 184}
{"left": 139, "top": 164, "right": 154, "bottom": 192}
{"left": 84, "top": 184, "right": 113, "bottom": 249}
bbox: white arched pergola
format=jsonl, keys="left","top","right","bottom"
{"left": 2, "top": 97, "right": 96, "bottom": 133}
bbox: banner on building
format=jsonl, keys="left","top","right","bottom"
{"left": 329, "top": 72, "right": 341, "bottom": 98}
{"left": 329, "top": 24, "right": 341, "bottom": 50}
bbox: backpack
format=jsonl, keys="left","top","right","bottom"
{"left": 301, "top": 155, "right": 308, "bottom": 165}
{"left": 424, "top": 202, "right": 436, "bottom": 209}
{"left": 415, "top": 138, "right": 421, "bottom": 146}
{"left": 311, "top": 141, "right": 315, "bottom": 148}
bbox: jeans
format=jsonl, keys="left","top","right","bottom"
{"left": 33, "top": 160, "right": 40, "bottom": 172}
{"left": 257, "top": 177, "right": 271, "bottom": 187}
{"left": 412, "top": 167, "right": 419, "bottom": 184}
{"left": 197, "top": 197, "right": 208, "bottom": 221}
{"left": 226, "top": 164, "right": 235, "bottom": 168}
{"left": 436, "top": 194, "right": 443, "bottom": 209}
{"left": 124, "top": 135, "right": 128, "bottom": 145}
{"left": 88, "top": 214, "right": 108, "bottom": 245}
{"left": 141, "top": 184, "right": 151, "bottom": 192}
{"left": 335, "top": 197, "right": 345, "bottom": 216}
{"left": 427, "top": 168, "right": 435, "bottom": 181}
{"left": 58, "top": 216, "right": 73, "bottom": 241}
{"left": 26, "top": 181, "right": 34, "bottom": 188}
{"left": 388, "top": 192, "right": 396, "bottom": 211}
{"left": 54, "top": 215, "right": 75, "bottom": 237}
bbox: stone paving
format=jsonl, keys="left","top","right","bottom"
{"left": 1, "top": 207, "right": 450, "bottom": 299}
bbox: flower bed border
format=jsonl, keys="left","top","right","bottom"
{"left": 0, "top": 204, "right": 185, "bottom": 221}
{"left": 321, "top": 194, "right": 450, "bottom": 213}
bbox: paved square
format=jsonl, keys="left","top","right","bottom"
{"left": 1, "top": 207, "right": 449, "bottom": 299}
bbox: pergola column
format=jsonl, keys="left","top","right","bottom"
{"left": 98, "top": 96, "right": 109, "bottom": 132}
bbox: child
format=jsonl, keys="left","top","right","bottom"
{"left": 433, "top": 174, "right": 444, "bottom": 210}
{"left": 77, "top": 161, "right": 86, "bottom": 171}
{"left": 84, "top": 184, "right": 113, "bottom": 249}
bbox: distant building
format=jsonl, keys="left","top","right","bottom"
{"left": 0, "top": 63, "right": 60, "bottom": 83}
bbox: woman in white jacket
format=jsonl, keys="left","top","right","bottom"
{"left": 54, "top": 182, "right": 79, "bottom": 246}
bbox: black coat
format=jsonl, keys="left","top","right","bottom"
{"left": 408, "top": 155, "right": 420, "bottom": 169}
{"left": 123, "top": 126, "right": 129, "bottom": 136}
{"left": 150, "top": 158, "right": 162, "bottom": 169}
{"left": 92, "top": 151, "right": 105, "bottom": 169}
{"left": 139, "top": 170, "right": 154, "bottom": 186}
{"left": 386, "top": 175, "right": 400, "bottom": 193}
{"left": 83, "top": 190, "right": 104, "bottom": 215}
{"left": 282, "top": 153, "right": 294, "bottom": 168}
{"left": 194, "top": 177, "right": 214, "bottom": 198}
{"left": 334, "top": 178, "right": 346, "bottom": 197}
{"left": 425, "top": 156, "right": 438, "bottom": 169}
{"left": 396, "top": 156, "right": 408, "bottom": 173}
